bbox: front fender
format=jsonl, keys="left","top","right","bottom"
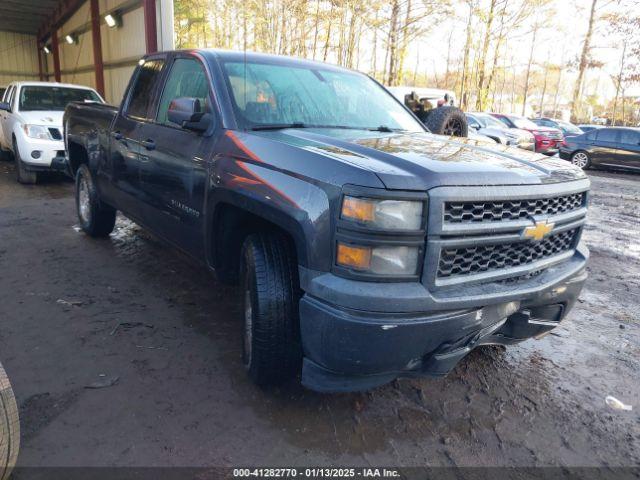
{"left": 206, "top": 158, "right": 339, "bottom": 271}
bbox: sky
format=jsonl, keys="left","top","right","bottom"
{"left": 405, "top": 0, "right": 639, "bottom": 99}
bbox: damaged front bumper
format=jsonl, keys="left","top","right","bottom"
{"left": 298, "top": 245, "right": 588, "bottom": 393}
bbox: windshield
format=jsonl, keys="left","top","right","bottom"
{"left": 221, "top": 61, "right": 424, "bottom": 132}
{"left": 19, "top": 86, "right": 101, "bottom": 111}
{"left": 557, "top": 121, "right": 583, "bottom": 134}
{"left": 509, "top": 116, "right": 538, "bottom": 129}
{"left": 478, "top": 114, "right": 507, "bottom": 129}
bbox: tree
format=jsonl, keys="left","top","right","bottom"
{"left": 571, "top": 0, "right": 598, "bottom": 122}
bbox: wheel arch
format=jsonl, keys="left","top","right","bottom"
{"left": 206, "top": 194, "right": 311, "bottom": 285}
{"left": 67, "top": 140, "right": 89, "bottom": 177}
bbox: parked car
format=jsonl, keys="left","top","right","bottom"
{"left": 65, "top": 50, "right": 589, "bottom": 393}
{"left": 0, "top": 81, "right": 103, "bottom": 183}
{"left": 577, "top": 124, "right": 603, "bottom": 133}
{"left": 491, "top": 113, "right": 563, "bottom": 155}
{"left": 559, "top": 127, "right": 640, "bottom": 171}
{"left": 467, "top": 112, "right": 535, "bottom": 150}
{"left": 530, "top": 117, "right": 584, "bottom": 139}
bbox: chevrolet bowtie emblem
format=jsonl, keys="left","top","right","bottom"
{"left": 522, "top": 220, "right": 554, "bottom": 241}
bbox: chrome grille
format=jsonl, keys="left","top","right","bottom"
{"left": 444, "top": 192, "right": 585, "bottom": 224}
{"left": 437, "top": 228, "right": 579, "bottom": 279}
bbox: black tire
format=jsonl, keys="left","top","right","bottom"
{"left": 13, "top": 139, "right": 37, "bottom": 184}
{"left": 240, "top": 232, "right": 302, "bottom": 386}
{"left": 570, "top": 150, "right": 591, "bottom": 170}
{"left": 0, "top": 144, "right": 12, "bottom": 162}
{"left": 0, "top": 362, "right": 20, "bottom": 480}
{"left": 424, "top": 106, "right": 469, "bottom": 137}
{"left": 75, "top": 164, "right": 116, "bottom": 237}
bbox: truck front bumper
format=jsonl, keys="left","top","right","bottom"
{"left": 17, "top": 136, "right": 68, "bottom": 174}
{"left": 298, "top": 245, "right": 588, "bottom": 393}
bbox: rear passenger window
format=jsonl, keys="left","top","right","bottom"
{"left": 156, "top": 58, "right": 211, "bottom": 126}
{"left": 619, "top": 130, "right": 640, "bottom": 145}
{"left": 596, "top": 129, "right": 618, "bottom": 143}
{"left": 126, "top": 59, "right": 164, "bottom": 120}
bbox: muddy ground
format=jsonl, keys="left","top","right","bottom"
{"left": 0, "top": 160, "right": 638, "bottom": 470}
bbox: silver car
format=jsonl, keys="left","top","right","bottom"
{"left": 467, "top": 112, "right": 535, "bottom": 150}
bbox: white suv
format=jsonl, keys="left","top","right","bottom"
{"left": 0, "top": 81, "right": 103, "bottom": 184}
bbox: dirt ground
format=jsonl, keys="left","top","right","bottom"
{"left": 0, "top": 159, "right": 638, "bottom": 471}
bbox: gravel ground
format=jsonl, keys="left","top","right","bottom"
{"left": 0, "top": 160, "right": 638, "bottom": 471}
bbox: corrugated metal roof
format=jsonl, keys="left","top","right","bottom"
{"left": 0, "top": 0, "right": 61, "bottom": 35}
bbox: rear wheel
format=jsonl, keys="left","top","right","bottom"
{"left": 75, "top": 164, "right": 116, "bottom": 237}
{"left": 0, "top": 144, "right": 12, "bottom": 162}
{"left": 240, "top": 232, "right": 302, "bottom": 386}
{"left": 571, "top": 151, "right": 591, "bottom": 169}
{"left": 13, "top": 139, "right": 37, "bottom": 184}
{"left": 0, "top": 362, "right": 20, "bottom": 480}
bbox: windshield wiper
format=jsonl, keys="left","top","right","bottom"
{"left": 368, "top": 125, "right": 406, "bottom": 132}
{"left": 251, "top": 123, "right": 408, "bottom": 133}
{"left": 251, "top": 122, "right": 307, "bottom": 131}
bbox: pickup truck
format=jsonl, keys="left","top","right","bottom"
{"left": 0, "top": 81, "right": 103, "bottom": 183}
{"left": 64, "top": 50, "right": 590, "bottom": 393}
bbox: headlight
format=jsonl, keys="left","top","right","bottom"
{"left": 23, "top": 124, "right": 52, "bottom": 140}
{"left": 336, "top": 242, "right": 419, "bottom": 275}
{"left": 341, "top": 196, "right": 423, "bottom": 230}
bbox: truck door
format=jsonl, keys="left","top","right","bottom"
{"left": 108, "top": 58, "right": 166, "bottom": 218}
{"left": 136, "top": 55, "right": 217, "bottom": 257}
{"left": 0, "top": 85, "right": 15, "bottom": 148}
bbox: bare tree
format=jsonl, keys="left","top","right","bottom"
{"left": 571, "top": 0, "right": 598, "bottom": 122}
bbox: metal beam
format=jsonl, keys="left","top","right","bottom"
{"left": 37, "top": 0, "right": 85, "bottom": 42}
{"left": 51, "top": 28, "right": 61, "bottom": 82}
{"left": 90, "top": 0, "right": 105, "bottom": 97}
{"left": 37, "top": 42, "right": 45, "bottom": 81}
{"left": 143, "top": 0, "right": 158, "bottom": 54}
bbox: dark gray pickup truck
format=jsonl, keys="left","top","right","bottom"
{"left": 64, "top": 50, "right": 589, "bottom": 393}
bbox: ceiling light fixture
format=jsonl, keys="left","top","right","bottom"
{"left": 104, "top": 11, "right": 122, "bottom": 28}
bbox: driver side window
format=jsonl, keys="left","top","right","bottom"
{"left": 156, "top": 58, "right": 212, "bottom": 127}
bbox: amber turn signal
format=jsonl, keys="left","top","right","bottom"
{"left": 341, "top": 196, "right": 376, "bottom": 223}
{"left": 336, "top": 243, "right": 372, "bottom": 270}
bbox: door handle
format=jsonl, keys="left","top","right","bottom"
{"left": 111, "top": 131, "right": 123, "bottom": 141}
{"left": 141, "top": 139, "right": 156, "bottom": 151}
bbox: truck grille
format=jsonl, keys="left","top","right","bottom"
{"left": 437, "top": 228, "right": 579, "bottom": 279}
{"left": 444, "top": 192, "right": 585, "bottom": 224}
{"left": 48, "top": 128, "right": 62, "bottom": 140}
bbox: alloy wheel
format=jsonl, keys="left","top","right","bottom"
{"left": 572, "top": 152, "right": 589, "bottom": 169}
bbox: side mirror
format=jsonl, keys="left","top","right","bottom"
{"left": 0, "top": 102, "right": 11, "bottom": 112}
{"left": 167, "top": 97, "right": 210, "bottom": 132}
{"left": 469, "top": 123, "right": 480, "bottom": 130}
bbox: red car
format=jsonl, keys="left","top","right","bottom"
{"left": 490, "top": 113, "right": 564, "bottom": 155}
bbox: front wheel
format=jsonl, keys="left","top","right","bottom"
{"left": 13, "top": 139, "right": 37, "bottom": 184}
{"left": 75, "top": 164, "right": 116, "bottom": 237}
{"left": 240, "top": 232, "right": 302, "bottom": 386}
{"left": 571, "top": 151, "right": 591, "bottom": 169}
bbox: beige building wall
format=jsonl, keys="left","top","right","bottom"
{"left": 39, "top": 0, "right": 175, "bottom": 104}
{"left": 0, "top": 31, "right": 40, "bottom": 88}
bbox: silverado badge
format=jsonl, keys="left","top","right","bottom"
{"left": 523, "top": 220, "right": 554, "bottom": 241}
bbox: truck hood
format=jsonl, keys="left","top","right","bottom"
{"left": 16, "top": 111, "right": 64, "bottom": 127}
{"left": 253, "top": 129, "right": 586, "bottom": 190}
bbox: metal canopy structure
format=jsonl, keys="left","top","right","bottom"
{"left": 0, "top": 0, "right": 62, "bottom": 35}
{"left": 0, "top": 0, "right": 173, "bottom": 102}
